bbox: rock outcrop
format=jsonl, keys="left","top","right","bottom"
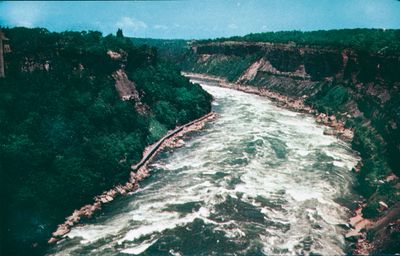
{"left": 185, "top": 40, "right": 400, "bottom": 254}
{"left": 112, "top": 68, "right": 149, "bottom": 114}
{"left": 193, "top": 41, "right": 400, "bottom": 83}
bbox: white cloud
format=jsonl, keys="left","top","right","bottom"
{"left": 228, "top": 23, "right": 238, "bottom": 30}
{"left": 116, "top": 16, "right": 147, "bottom": 32}
{"left": 3, "top": 2, "right": 43, "bottom": 27}
{"left": 153, "top": 24, "right": 168, "bottom": 30}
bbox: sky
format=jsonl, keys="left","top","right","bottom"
{"left": 0, "top": 0, "right": 400, "bottom": 39}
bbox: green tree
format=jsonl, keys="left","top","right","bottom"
{"left": 116, "top": 28, "right": 124, "bottom": 38}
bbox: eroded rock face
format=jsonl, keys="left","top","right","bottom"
{"left": 189, "top": 41, "right": 400, "bottom": 163}
{"left": 187, "top": 41, "right": 400, "bottom": 254}
{"left": 195, "top": 42, "right": 263, "bottom": 57}
{"left": 112, "top": 69, "right": 140, "bottom": 101}
{"left": 112, "top": 69, "right": 149, "bottom": 114}
{"left": 193, "top": 41, "right": 400, "bottom": 83}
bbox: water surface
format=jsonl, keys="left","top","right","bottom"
{"left": 49, "top": 82, "right": 359, "bottom": 255}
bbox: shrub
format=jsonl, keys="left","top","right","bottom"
{"left": 362, "top": 201, "right": 380, "bottom": 219}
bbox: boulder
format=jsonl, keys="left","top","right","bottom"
{"left": 386, "top": 173, "right": 398, "bottom": 182}
{"left": 337, "top": 223, "right": 352, "bottom": 230}
{"left": 379, "top": 201, "right": 388, "bottom": 211}
{"left": 125, "top": 182, "right": 134, "bottom": 190}
{"left": 323, "top": 129, "right": 336, "bottom": 136}
{"left": 65, "top": 220, "right": 74, "bottom": 226}
{"left": 107, "top": 190, "right": 117, "bottom": 197}
{"left": 52, "top": 225, "right": 69, "bottom": 237}
{"left": 48, "top": 237, "right": 58, "bottom": 244}
{"left": 116, "top": 185, "right": 126, "bottom": 195}
{"left": 345, "top": 229, "right": 363, "bottom": 242}
{"left": 175, "top": 139, "right": 185, "bottom": 147}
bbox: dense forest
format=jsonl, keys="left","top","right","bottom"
{"left": 130, "top": 37, "right": 189, "bottom": 63}
{"left": 0, "top": 27, "right": 211, "bottom": 255}
{"left": 199, "top": 29, "right": 400, "bottom": 53}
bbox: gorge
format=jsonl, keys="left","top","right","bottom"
{"left": 49, "top": 81, "right": 360, "bottom": 255}
{"left": 180, "top": 31, "right": 400, "bottom": 254}
{"left": 0, "top": 28, "right": 399, "bottom": 255}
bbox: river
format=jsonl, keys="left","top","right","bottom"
{"left": 49, "top": 80, "right": 360, "bottom": 255}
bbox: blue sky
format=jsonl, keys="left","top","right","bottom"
{"left": 1, "top": 0, "right": 400, "bottom": 39}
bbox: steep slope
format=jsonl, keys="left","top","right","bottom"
{"left": 184, "top": 30, "right": 400, "bottom": 254}
{"left": 0, "top": 27, "right": 212, "bottom": 255}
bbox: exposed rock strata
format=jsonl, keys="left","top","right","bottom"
{"left": 112, "top": 69, "right": 149, "bottom": 114}
{"left": 185, "top": 40, "right": 400, "bottom": 254}
{"left": 193, "top": 41, "right": 400, "bottom": 82}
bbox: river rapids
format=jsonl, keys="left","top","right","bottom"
{"left": 49, "top": 80, "right": 360, "bottom": 255}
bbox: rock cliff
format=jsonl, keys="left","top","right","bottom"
{"left": 185, "top": 40, "right": 400, "bottom": 254}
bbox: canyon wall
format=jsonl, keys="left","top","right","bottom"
{"left": 186, "top": 41, "right": 400, "bottom": 254}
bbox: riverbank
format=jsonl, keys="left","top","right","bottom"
{"left": 184, "top": 72, "right": 353, "bottom": 141}
{"left": 183, "top": 72, "right": 382, "bottom": 254}
{"left": 48, "top": 111, "right": 217, "bottom": 244}
{"left": 50, "top": 80, "right": 361, "bottom": 255}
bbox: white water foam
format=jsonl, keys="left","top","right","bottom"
{"left": 49, "top": 82, "right": 359, "bottom": 256}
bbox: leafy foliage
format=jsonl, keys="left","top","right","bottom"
{"left": 362, "top": 202, "right": 380, "bottom": 219}
{"left": 305, "top": 83, "right": 349, "bottom": 115}
{"left": 116, "top": 28, "right": 124, "bottom": 38}
{"left": 0, "top": 27, "right": 211, "bottom": 255}
{"left": 130, "top": 37, "right": 189, "bottom": 63}
{"left": 200, "top": 29, "right": 400, "bottom": 53}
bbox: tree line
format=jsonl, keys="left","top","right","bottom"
{"left": 0, "top": 27, "right": 211, "bottom": 255}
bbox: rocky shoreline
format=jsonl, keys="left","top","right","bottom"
{"left": 184, "top": 72, "right": 354, "bottom": 141}
{"left": 183, "top": 71, "right": 382, "bottom": 254}
{"left": 48, "top": 111, "right": 217, "bottom": 244}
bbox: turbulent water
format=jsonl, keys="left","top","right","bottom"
{"left": 49, "top": 81, "right": 360, "bottom": 255}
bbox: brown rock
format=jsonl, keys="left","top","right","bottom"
{"left": 116, "top": 185, "right": 126, "bottom": 195}
{"left": 48, "top": 237, "right": 58, "bottom": 244}
{"left": 379, "top": 201, "right": 388, "bottom": 211}
{"left": 323, "top": 129, "right": 336, "bottom": 136}
{"left": 107, "top": 190, "right": 117, "bottom": 197}
{"left": 175, "top": 139, "right": 185, "bottom": 147}
{"left": 345, "top": 229, "right": 363, "bottom": 242}
{"left": 125, "top": 182, "right": 134, "bottom": 190}
{"left": 386, "top": 173, "right": 398, "bottom": 182}
{"left": 52, "top": 225, "right": 69, "bottom": 237}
